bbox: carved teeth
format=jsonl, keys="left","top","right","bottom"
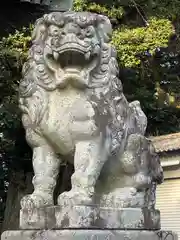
{"left": 53, "top": 52, "right": 59, "bottom": 61}
{"left": 85, "top": 51, "right": 91, "bottom": 60}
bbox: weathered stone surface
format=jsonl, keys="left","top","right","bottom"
{"left": 55, "top": 205, "right": 98, "bottom": 229}
{"left": 19, "top": 11, "right": 163, "bottom": 214}
{"left": 19, "top": 205, "right": 160, "bottom": 230}
{"left": 1, "top": 230, "right": 177, "bottom": 240}
{"left": 20, "top": 207, "right": 56, "bottom": 230}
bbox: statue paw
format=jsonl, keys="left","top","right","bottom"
{"left": 20, "top": 193, "right": 53, "bottom": 209}
{"left": 57, "top": 191, "right": 92, "bottom": 206}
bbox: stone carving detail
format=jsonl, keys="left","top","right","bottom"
{"left": 19, "top": 11, "right": 163, "bottom": 213}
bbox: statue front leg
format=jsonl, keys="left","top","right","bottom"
{"left": 21, "top": 145, "right": 60, "bottom": 209}
{"left": 58, "top": 136, "right": 106, "bottom": 206}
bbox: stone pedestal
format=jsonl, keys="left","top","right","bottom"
{"left": 19, "top": 205, "right": 160, "bottom": 230}
{"left": 1, "top": 230, "right": 178, "bottom": 240}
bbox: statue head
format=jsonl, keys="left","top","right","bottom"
{"left": 21, "top": 12, "right": 114, "bottom": 92}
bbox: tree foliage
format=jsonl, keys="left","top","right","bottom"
{"left": 112, "top": 18, "right": 174, "bottom": 67}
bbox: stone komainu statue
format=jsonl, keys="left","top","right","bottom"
{"left": 19, "top": 12, "right": 163, "bottom": 211}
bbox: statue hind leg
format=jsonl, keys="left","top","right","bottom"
{"left": 21, "top": 136, "right": 60, "bottom": 209}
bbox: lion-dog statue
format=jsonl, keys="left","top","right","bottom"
{"left": 19, "top": 12, "right": 163, "bottom": 211}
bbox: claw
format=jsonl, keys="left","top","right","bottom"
{"left": 20, "top": 193, "right": 53, "bottom": 209}
{"left": 57, "top": 191, "right": 92, "bottom": 206}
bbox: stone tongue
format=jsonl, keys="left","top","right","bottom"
{"left": 64, "top": 68, "right": 81, "bottom": 73}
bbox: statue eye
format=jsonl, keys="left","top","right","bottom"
{"left": 60, "top": 30, "right": 66, "bottom": 37}
{"left": 49, "top": 26, "right": 60, "bottom": 36}
{"left": 85, "top": 26, "right": 95, "bottom": 37}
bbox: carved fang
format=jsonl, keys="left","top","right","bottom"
{"left": 53, "top": 51, "right": 59, "bottom": 61}
{"left": 85, "top": 51, "right": 91, "bottom": 61}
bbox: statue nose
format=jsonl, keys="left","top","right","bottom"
{"left": 62, "top": 23, "right": 80, "bottom": 36}
{"left": 61, "top": 33, "right": 77, "bottom": 43}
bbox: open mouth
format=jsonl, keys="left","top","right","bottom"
{"left": 44, "top": 42, "right": 99, "bottom": 77}
{"left": 48, "top": 42, "right": 91, "bottom": 68}
{"left": 46, "top": 49, "right": 92, "bottom": 71}
{"left": 57, "top": 49, "right": 90, "bottom": 69}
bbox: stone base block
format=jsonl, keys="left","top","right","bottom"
{"left": 19, "top": 205, "right": 160, "bottom": 230}
{"left": 20, "top": 205, "right": 160, "bottom": 230}
{"left": 1, "top": 230, "right": 178, "bottom": 240}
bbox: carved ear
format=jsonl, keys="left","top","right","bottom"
{"left": 97, "top": 15, "right": 112, "bottom": 43}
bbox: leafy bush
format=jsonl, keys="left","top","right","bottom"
{"left": 112, "top": 18, "right": 174, "bottom": 67}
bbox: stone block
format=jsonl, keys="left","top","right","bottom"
{"left": 19, "top": 205, "right": 160, "bottom": 230}
{"left": 19, "top": 207, "right": 56, "bottom": 230}
{"left": 1, "top": 230, "right": 178, "bottom": 240}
